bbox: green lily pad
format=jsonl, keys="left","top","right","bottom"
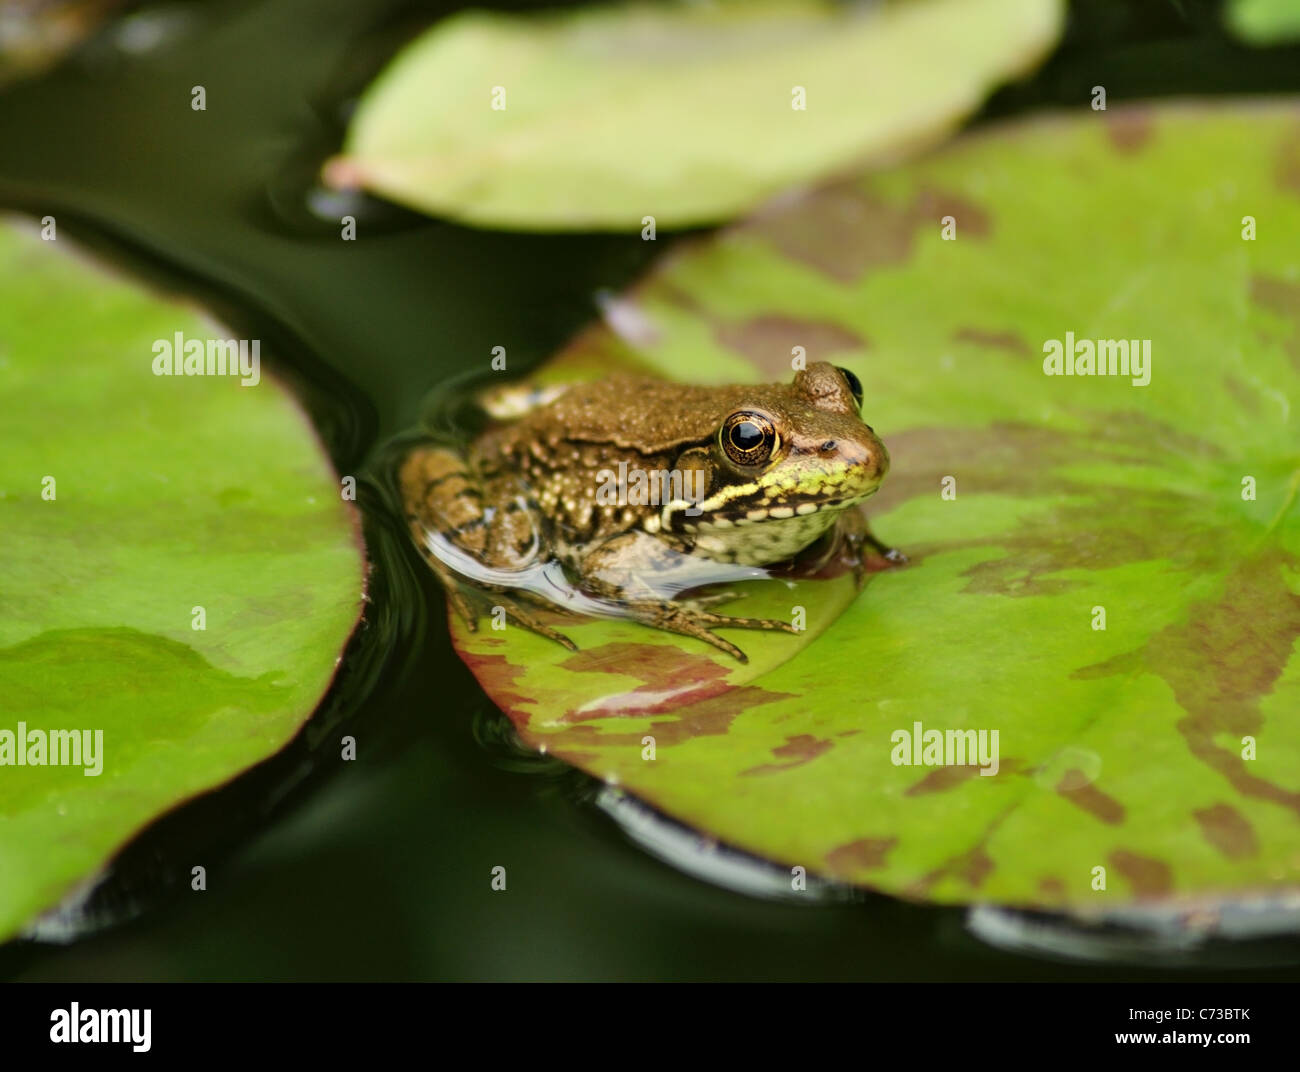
{"left": 0, "top": 220, "right": 365, "bottom": 941}
{"left": 1226, "top": 0, "right": 1300, "bottom": 45}
{"left": 327, "top": 0, "right": 1064, "bottom": 231}
{"left": 450, "top": 103, "right": 1300, "bottom": 918}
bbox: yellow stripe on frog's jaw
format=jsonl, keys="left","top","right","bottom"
{"left": 664, "top": 485, "right": 878, "bottom": 529}
{"left": 659, "top": 459, "right": 879, "bottom": 532}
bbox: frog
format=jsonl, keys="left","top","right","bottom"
{"left": 398, "top": 361, "right": 894, "bottom": 662}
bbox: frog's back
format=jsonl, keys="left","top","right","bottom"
{"left": 497, "top": 376, "right": 761, "bottom": 456}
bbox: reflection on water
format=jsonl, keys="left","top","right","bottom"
{"left": 969, "top": 901, "right": 1300, "bottom": 968}
{"left": 597, "top": 789, "right": 859, "bottom": 905}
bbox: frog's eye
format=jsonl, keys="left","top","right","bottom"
{"left": 720, "top": 411, "right": 778, "bottom": 466}
{"left": 835, "top": 366, "right": 864, "bottom": 411}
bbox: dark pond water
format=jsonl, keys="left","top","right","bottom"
{"left": 3, "top": 0, "right": 1300, "bottom": 981}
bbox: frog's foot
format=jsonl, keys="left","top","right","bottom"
{"left": 444, "top": 580, "right": 579, "bottom": 652}
{"left": 621, "top": 599, "right": 799, "bottom": 664}
{"left": 835, "top": 513, "right": 906, "bottom": 588}
{"left": 490, "top": 593, "right": 579, "bottom": 653}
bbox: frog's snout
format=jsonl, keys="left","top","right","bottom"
{"left": 869, "top": 437, "right": 890, "bottom": 485}
{"left": 827, "top": 427, "right": 889, "bottom": 491}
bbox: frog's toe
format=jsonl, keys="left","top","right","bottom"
{"left": 446, "top": 588, "right": 479, "bottom": 631}
{"left": 505, "top": 607, "right": 579, "bottom": 652}
{"left": 697, "top": 610, "right": 799, "bottom": 636}
{"left": 694, "top": 628, "right": 749, "bottom": 664}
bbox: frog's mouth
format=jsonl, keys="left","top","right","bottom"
{"left": 663, "top": 486, "right": 878, "bottom": 532}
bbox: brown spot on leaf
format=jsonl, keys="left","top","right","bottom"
{"left": 715, "top": 316, "right": 867, "bottom": 379}
{"left": 1057, "top": 773, "right": 1125, "bottom": 825}
{"left": 1251, "top": 274, "right": 1300, "bottom": 371}
{"left": 1153, "top": 550, "right": 1300, "bottom": 817}
{"left": 906, "top": 764, "right": 982, "bottom": 795}
{"left": 912, "top": 845, "right": 997, "bottom": 893}
{"left": 1072, "top": 648, "right": 1145, "bottom": 682}
{"left": 454, "top": 647, "right": 535, "bottom": 716}
{"left": 1106, "top": 111, "right": 1155, "bottom": 154}
{"left": 909, "top": 807, "right": 1014, "bottom": 896}
{"left": 553, "top": 643, "right": 737, "bottom": 722}
{"left": 1039, "top": 876, "right": 1066, "bottom": 897}
{"left": 876, "top": 414, "right": 1234, "bottom": 603}
{"left": 956, "top": 847, "right": 995, "bottom": 889}
{"left": 952, "top": 327, "right": 1031, "bottom": 357}
{"left": 873, "top": 416, "right": 1221, "bottom": 519}
{"left": 738, "top": 181, "right": 989, "bottom": 284}
{"left": 1109, "top": 850, "right": 1173, "bottom": 897}
{"left": 1076, "top": 551, "right": 1300, "bottom": 817}
{"left": 1193, "top": 803, "right": 1258, "bottom": 860}
{"left": 545, "top": 643, "right": 792, "bottom": 749}
{"left": 1274, "top": 122, "right": 1300, "bottom": 196}
{"left": 914, "top": 187, "right": 991, "bottom": 239}
{"left": 742, "top": 733, "right": 833, "bottom": 776}
{"left": 552, "top": 684, "right": 789, "bottom": 750}
{"left": 460, "top": 640, "right": 792, "bottom": 756}
{"left": 825, "top": 837, "right": 896, "bottom": 874}
{"left": 904, "top": 757, "right": 1023, "bottom": 795}
{"left": 1223, "top": 374, "right": 1262, "bottom": 416}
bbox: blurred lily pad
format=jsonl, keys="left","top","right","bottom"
{"left": 1226, "top": 0, "right": 1300, "bottom": 45}
{"left": 0, "top": 220, "right": 365, "bottom": 941}
{"left": 450, "top": 103, "right": 1300, "bottom": 920}
{"left": 328, "top": 0, "right": 1064, "bottom": 231}
{"left": 0, "top": 0, "right": 130, "bottom": 88}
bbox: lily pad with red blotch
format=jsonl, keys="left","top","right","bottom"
{"left": 448, "top": 104, "right": 1300, "bottom": 923}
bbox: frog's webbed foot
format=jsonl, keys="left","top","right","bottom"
{"left": 490, "top": 592, "right": 579, "bottom": 652}
{"left": 416, "top": 563, "right": 579, "bottom": 653}
{"left": 615, "top": 598, "right": 799, "bottom": 664}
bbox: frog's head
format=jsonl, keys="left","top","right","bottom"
{"left": 665, "top": 362, "right": 889, "bottom": 565}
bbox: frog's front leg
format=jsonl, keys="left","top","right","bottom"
{"left": 577, "top": 530, "right": 797, "bottom": 663}
{"left": 834, "top": 509, "right": 906, "bottom": 586}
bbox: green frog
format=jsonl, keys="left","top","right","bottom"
{"left": 399, "top": 361, "right": 893, "bottom": 662}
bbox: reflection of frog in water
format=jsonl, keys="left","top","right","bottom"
{"left": 400, "top": 362, "right": 892, "bottom": 662}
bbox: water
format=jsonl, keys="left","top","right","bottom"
{"left": 3, "top": 0, "right": 1300, "bottom": 980}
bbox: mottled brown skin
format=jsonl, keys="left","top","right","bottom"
{"left": 400, "top": 362, "right": 892, "bottom": 661}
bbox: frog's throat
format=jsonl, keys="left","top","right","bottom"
{"left": 667, "top": 498, "right": 858, "bottom": 566}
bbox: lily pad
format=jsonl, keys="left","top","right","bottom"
{"left": 1226, "top": 0, "right": 1300, "bottom": 46}
{"left": 0, "top": 220, "right": 365, "bottom": 941}
{"left": 328, "top": 0, "right": 1064, "bottom": 231}
{"left": 449, "top": 103, "right": 1300, "bottom": 918}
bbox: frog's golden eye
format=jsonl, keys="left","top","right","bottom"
{"left": 835, "top": 365, "right": 864, "bottom": 411}
{"left": 720, "top": 411, "right": 778, "bottom": 466}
